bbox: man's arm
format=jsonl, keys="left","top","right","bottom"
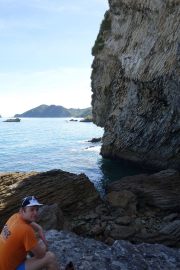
{"left": 29, "top": 222, "right": 48, "bottom": 258}
{"left": 29, "top": 239, "right": 47, "bottom": 259}
{"left": 31, "top": 222, "right": 48, "bottom": 247}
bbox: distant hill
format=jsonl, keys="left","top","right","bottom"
{"left": 15, "top": 104, "right": 92, "bottom": 118}
{"left": 15, "top": 105, "right": 71, "bottom": 118}
{"left": 68, "top": 107, "right": 92, "bottom": 118}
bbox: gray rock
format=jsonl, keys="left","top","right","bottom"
{"left": 160, "top": 220, "right": 180, "bottom": 239}
{"left": 37, "top": 203, "right": 64, "bottom": 230}
{"left": 115, "top": 216, "right": 132, "bottom": 225}
{"left": 110, "top": 224, "right": 137, "bottom": 240}
{"left": 107, "top": 170, "right": 180, "bottom": 211}
{"left": 163, "top": 213, "right": 179, "bottom": 222}
{"left": 106, "top": 190, "right": 137, "bottom": 215}
{"left": 45, "top": 230, "right": 180, "bottom": 270}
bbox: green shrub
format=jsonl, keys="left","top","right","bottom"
{"left": 92, "top": 11, "right": 111, "bottom": 55}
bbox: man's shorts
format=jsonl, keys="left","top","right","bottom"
{"left": 16, "top": 262, "right": 25, "bottom": 270}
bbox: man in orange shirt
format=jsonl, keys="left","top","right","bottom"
{"left": 0, "top": 196, "right": 59, "bottom": 270}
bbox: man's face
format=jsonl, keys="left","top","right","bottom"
{"left": 21, "top": 206, "right": 39, "bottom": 222}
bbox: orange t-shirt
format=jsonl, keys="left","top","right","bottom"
{"left": 0, "top": 213, "right": 37, "bottom": 270}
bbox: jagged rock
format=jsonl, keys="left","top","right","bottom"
{"left": 1, "top": 169, "right": 180, "bottom": 248}
{"left": 109, "top": 224, "right": 137, "bottom": 240}
{"left": 88, "top": 137, "right": 101, "bottom": 143}
{"left": 153, "top": 220, "right": 180, "bottom": 247}
{"left": 45, "top": 229, "right": 180, "bottom": 270}
{"left": 107, "top": 170, "right": 180, "bottom": 210}
{"left": 115, "top": 216, "right": 132, "bottom": 225}
{"left": 37, "top": 204, "right": 65, "bottom": 230}
{"left": 91, "top": 0, "right": 180, "bottom": 170}
{"left": 160, "top": 220, "right": 180, "bottom": 238}
{"left": 106, "top": 190, "right": 137, "bottom": 215}
{"left": 106, "top": 169, "right": 180, "bottom": 246}
{"left": 69, "top": 119, "right": 78, "bottom": 121}
{"left": 0, "top": 170, "right": 102, "bottom": 229}
{"left": 163, "top": 213, "right": 178, "bottom": 222}
{"left": 136, "top": 220, "right": 180, "bottom": 248}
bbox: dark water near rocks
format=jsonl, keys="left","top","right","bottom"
{"left": 0, "top": 118, "right": 150, "bottom": 191}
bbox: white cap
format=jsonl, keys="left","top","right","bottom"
{"left": 21, "top": 196, "right": 43, "bottom": 207}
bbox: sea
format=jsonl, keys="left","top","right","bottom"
{"left": 0, "top": 118, "right": 149, "bottom": 193}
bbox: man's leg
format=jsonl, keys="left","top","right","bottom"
{"left": 25, "top": 251, "right": 60, "bottom": 270}
{"left": 16, "top": 262, "right": 26, "bottom": 270}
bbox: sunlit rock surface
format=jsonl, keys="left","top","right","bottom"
{"left": 91, "top": 0, "right": 180, "bottom": 169}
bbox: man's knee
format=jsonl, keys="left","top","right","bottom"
{"left": 46, "top": 251, "right": 57, "bottom": 263}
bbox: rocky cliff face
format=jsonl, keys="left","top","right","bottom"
{"left": 91, "top": 0, "right": 180, "bottom": 170}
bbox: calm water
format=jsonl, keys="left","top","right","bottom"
{"left": 0, "top": 118, "right": 149, "bottom": 192}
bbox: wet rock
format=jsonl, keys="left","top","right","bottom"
{"left": 88, "top": 137, "right": 101, "bottom": 143}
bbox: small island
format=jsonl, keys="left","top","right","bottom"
{"left": 80, "top": 116, "right": 93, "bottom": 122}
{"left": 3, "top": 118, "right": 21, "bottom": 122}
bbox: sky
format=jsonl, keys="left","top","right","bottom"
{"left": 0, "top": 0, "right": 108, "bottom": 117}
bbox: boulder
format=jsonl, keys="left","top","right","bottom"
{"left": 107, "top": 169, "right": 180, "bottom": 210}
{"left": 106, "top": 190, "right": 137, "bottom": 215}
{"left": 37, "top": 204, "right": 65, "bottom": 230}
{"left": 45, "top": 230, "right": 180, "bottom": 270}
{"left": 109, "top": 224, "right": 137, "bottom": 240}
{"left": 88, "top": 137, "right": 101, "bottom": 143}
{"left": 0, "top": 170, "right": 102, "bottom": 229}
{"left": 105, "top": 169, "right": 180, "bottom": 247}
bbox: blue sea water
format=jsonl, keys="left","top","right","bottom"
{"left": 0, "top": 118, "right": 149, "bottom": 192}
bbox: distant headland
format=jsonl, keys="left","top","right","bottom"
{"left": 14, "top": 104, "right": 92, "bottom": 118}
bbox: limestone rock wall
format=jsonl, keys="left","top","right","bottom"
{"left": 91, "top": 0, "right": 180, "bottom": 169}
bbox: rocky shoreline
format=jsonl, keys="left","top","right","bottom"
{"left": 46, "top": 230, "right": 180, "bottom": 270}
{"left": 1, "top": 169, "right": 180, "bottom": 268}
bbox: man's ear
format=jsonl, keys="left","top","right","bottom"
{"left": 19, "top": 207, "right": 25, "bottom": 213}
